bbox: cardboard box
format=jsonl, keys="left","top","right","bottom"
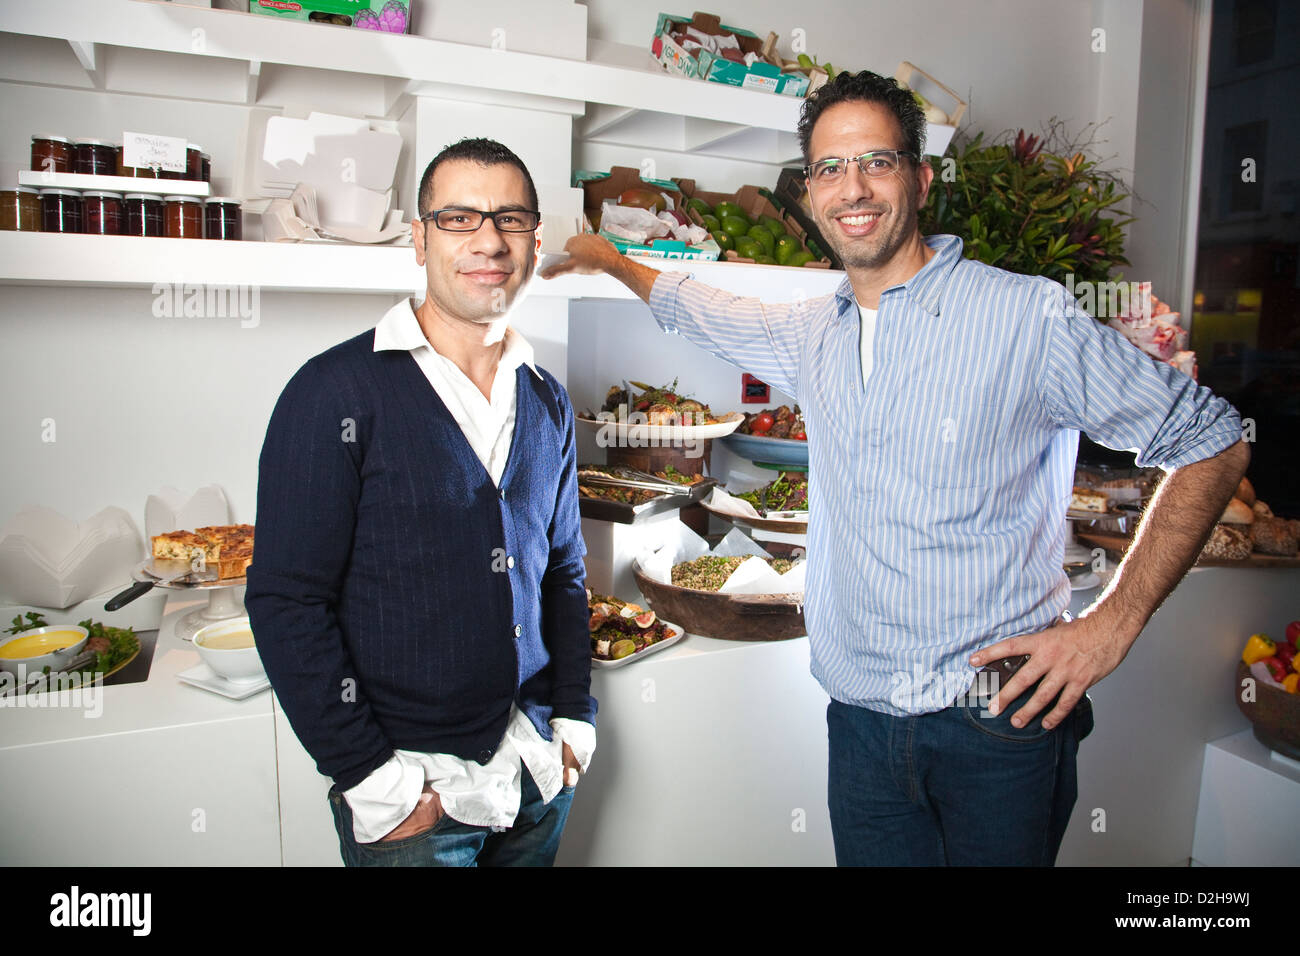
{"left": 771, "top": 167, "right": 843, "bottom": 269}
{"left": 759, "top": 33, "right": 829, "bottom": 97}
{"left": 575, "top": 167, "right": 720, "bottom": 261}
{"left": 651, "top": 12, "right": 808, "bottom": 96}
{"left": 248, "top": 0, "right": 412, "bottom": 33}
{"left": 674, "top": 179, "right": 833, "bottom": 269}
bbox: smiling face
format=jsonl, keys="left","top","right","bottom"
{"left": 806, "top": 100, "right": 933, "bottom": 272}
{"left": 411, "top": 159, "right": 540, "bottom": 325}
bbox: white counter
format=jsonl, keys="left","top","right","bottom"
{"left": 2, "top": 565, "right": 1297, "bottom": 866}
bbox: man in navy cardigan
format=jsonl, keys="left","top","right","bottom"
{"left": 246, "top": 139, "right": 596, "bottom": 866}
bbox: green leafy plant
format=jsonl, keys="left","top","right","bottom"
{"left": 920, "top": 118, "right": 1135, "bottom": 286}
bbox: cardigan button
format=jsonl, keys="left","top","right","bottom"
{"left": 513, "top": 624, "right": 522, "bottom": 638}
{"left": 477, "top": 749, "right": 492, "bottom": 763}
{"left": 498, "top": 487, "right": 506, "bottom": 500}
{"left": 506, "top": 555, "right": 515, "bottom": 569}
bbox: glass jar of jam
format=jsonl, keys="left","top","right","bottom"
{"left": 186, "top": 144, "right": 203, "bottom": 182}
{"left": 204, "top": 197, "right": 241, "bottom": 240}
{"left": 74, "top": 138, "right": 117, "bottom": 176}
{"left": 31, "top": 134, "right": 73, "bottom": 174}
{"left": 0, "top": 187, "right": 42, "bottom": 231}
{"left": 123, "top": 193, "right": 164, "bottom": 237}
{"left": 39, "top": 188, "right": 82, "bottom": 233}
{"left": 164, "top": 194, "right": 202, "bottom": 238}
{"left": 82, "top": 190, "right": 124, "bottom": 236}
{"left": 200, "top": 152, "right": 211, "bottom": 183}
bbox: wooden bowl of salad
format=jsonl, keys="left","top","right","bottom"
{"left": 632, "top": 557, "right": 806, "bottom": 643}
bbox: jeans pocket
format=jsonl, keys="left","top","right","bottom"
{"left": 362, "top": 809, "right": 452, "bottom": 852}
{"left": 960, "top": 682, "right": 1055, "bottom": 743}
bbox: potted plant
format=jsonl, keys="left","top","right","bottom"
{"left": 920, "top": 119, "right": 1135, "bottom": 287}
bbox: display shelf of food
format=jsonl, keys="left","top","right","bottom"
{"left": 0, "top": 232, "right": 848, "bottom": 299}
{"left": 2, "top": 0, "right": 956, "bottom": 162}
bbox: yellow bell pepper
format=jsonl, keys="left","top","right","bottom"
{"left": 1283, "top": 673, "right": 1299, "bottom": 695}
{"left": 1242, "top": 634, "right": 1276, "bottom": 666}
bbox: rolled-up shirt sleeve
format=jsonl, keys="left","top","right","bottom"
{"left": 647, "top": 271, "right": 807, "bottom": 400}
{"left": 1036, "top": 279, "right": 1242, "bottom": 469}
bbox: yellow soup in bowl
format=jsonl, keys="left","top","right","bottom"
{"left": 198, "top": 628, "right": 255, "bottom": 650}
{"left": 0, "top": 630, "right": 84, "bottom": 659}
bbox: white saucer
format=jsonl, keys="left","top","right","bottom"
{"left": 177, "top": 662, "right": 270, "bottom": 700}
{"left": 1069, "top": 571, "right": 1102, "bottom": 591}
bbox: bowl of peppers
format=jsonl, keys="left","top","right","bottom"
{"left": 1236, "top": 621, "right": 1300, "bottom": 759}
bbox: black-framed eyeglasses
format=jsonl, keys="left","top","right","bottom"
{"left": 419, "top": 207, "right": 541, "bottom": 233}
{"left": 804, "top": 150, "right": 918, "bottom": 185}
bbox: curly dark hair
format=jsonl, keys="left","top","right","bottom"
{"left": 797, "top": 70, "right": 927, "bottom": 166}
{"left": 418, "top": 137, "right": 538, "bottom": 217}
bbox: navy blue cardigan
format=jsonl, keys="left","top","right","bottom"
{"left": 245, "top": 329, "right": 595, "bottom": 791}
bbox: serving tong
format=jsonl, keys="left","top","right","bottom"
{"left": 0, "top": 648, "right": 101, "bottom": 698}
{"left": 578, "top": 466, "right": 695, "bottom": 497}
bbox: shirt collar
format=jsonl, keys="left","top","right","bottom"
{"left": 373, "top": 297, "right": 541, "bottom": 379}
{"left": 832, "top": 234, "right": 964, "bottom": 318}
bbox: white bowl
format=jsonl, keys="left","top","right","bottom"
{"left": 0, "top": 625, "right": 89, "bottom": 678}
{"left": 192, "top": 617, "right": 265, "bottom": 684}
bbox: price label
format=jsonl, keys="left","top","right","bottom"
{"left": 122, "top": 131, "right": 187, "bottom": 174}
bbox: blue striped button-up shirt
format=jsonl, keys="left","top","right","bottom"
{"left": 648, "top": 233, "right": 1242, "bottom": 715}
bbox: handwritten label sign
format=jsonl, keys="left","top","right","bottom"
{"left": 122, "top": 131, "right": 187, "bottom": 174}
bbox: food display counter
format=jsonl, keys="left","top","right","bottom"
{"left": 2, "top": 562, "right": 1296, "bottom": 867}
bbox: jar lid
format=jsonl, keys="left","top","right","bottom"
{"left": 123, "top": 193, "right": 162, "bottom": 201}
{"left": 38, "top": 187, "right": 81, "bottom": 197}
{"left": 163, "top": 194, "right": 201, "bottom": 203}
{"left": 82, "top": 190, "right": 124, "bottom": 199}
{"left": 31, "top": 133, "right": 71, "bottom": 144}
{"left": 73, "top": 137, "right": 114, "bottom": 147}
{"left": 205, "top": 196, "right": 241, "bottom": 205}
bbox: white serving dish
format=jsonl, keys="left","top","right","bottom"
{"left": 192, "top": 616, "right": 265, "bottom": 684}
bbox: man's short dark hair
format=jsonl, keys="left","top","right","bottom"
{"left": 797, "top": 70, "right": 927, "bottom": 166}
{"left": 418, "top": 137, "right": 539, "bottom": 217}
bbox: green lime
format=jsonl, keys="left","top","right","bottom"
{"left": 746, "top": 225, "right": 775, "bottom": 256}
{"left": 715, "top": 202, "right": 747, "bottom": 224}
{"left": 754, "top": 254, "right": 777, "bottom": 265}
{"left": 774, "top": 235, "right": 801, "bottom": 264}
{"left": 761, "top": 215, "right": 787, "bottom": 237}
{"left": 721, "top": 216, "right": 751, "bottom": 240}
{"left": 700, "top": 213, "right": 721, "bottom": 232}
{"left": 786, "top": 251, "right": 816, "bottom": 267}
{"left": 711, "top": 230, "right": 733, "bottom": 251}
{"left": 734, "top": 239, "right": 762, "bottom": 260}
{"left": 685, "top": 197, "right": 712, "bottom": 216}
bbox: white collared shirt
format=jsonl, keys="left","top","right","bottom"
{"left": 343, "top": 297, "right": 595, "bottom": 843}
{"left": 857, "top": 299, "right": 878, "bottom": 388}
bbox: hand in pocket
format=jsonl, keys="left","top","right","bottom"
{"left": 380, "top": 783, "right": 443, "bottom": 842}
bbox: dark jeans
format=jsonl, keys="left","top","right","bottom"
{"left": 827, "top": 680, "right": 1094, "bottom": 866}
{"left": 328, "top": 763, "right": 575, "bottom": 867}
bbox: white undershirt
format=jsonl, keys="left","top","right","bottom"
{"left": 858, "top": 300, "right": 878, "bottom": 387}
{"left": 342, "top": 297, "right": 595, "bottom": 844}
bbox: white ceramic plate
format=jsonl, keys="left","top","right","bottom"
{"left": 1069, "top": 571, "right": 1101, "bottom": 591}
{"left": 576, "top": 414, "right": 744, "bottom": 443}
{"left": 177, "top": 662, "right": 271, "bottom": 700}
{"left": 591, "top": 623, "right": 685, "bottom": 669}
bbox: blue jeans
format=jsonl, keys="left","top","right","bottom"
{"left": 827, "top": 680, "right": 1093, "bottom": 866}
{"left": 328, "top": 763, "right": 576, "bottom": 867}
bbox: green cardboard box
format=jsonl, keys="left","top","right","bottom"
{"left": 248, "top": 0, "right": 411, "bottom": 33}
{"left": 651, "top": 12, "right": 808, "bottom": 97}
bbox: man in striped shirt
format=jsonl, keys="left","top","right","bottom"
{"left": 542, "top": 71, "right": 1248, "bottom": 865}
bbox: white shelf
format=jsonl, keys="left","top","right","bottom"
{"left": 1, "top": 0, "right": 956, "bottom": 164}
{"left": 0, "top": 232, "right": 846, "bottom": 300}
{"left": 3, "top": 0, "right": 800, "bottom": 131}
{"left": 17, "top": 171, "right": 210, "bottom": 197}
